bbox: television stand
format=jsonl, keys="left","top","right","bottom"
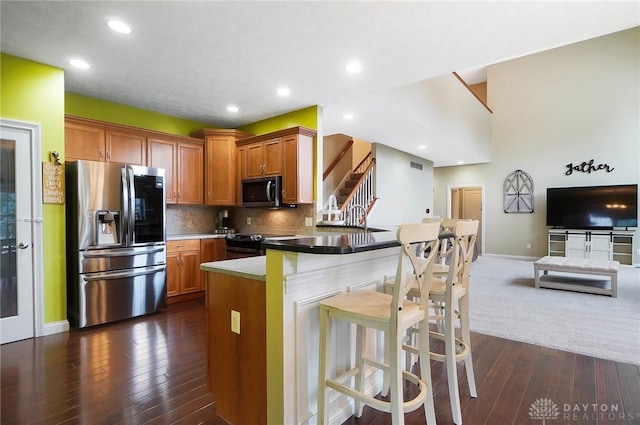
{"left": 547, "top": 229, "right": 635, "bottom": 266}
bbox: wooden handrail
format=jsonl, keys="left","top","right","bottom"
{"left": 323, "top": 140, "right": 353, "bottom": 181}
{"left": 452, "top": 72, "right": 493, "bottom": 113}
{"left": 339, "top": 158, "right": 376, "bottom": 213}
{"left": 353, "top": 151, "right": 372, "bottom": 173}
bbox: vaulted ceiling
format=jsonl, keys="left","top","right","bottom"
{"left": 1, "top": 1, "right": 638, "bottom": 166}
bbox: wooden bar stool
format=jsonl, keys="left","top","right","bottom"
{"left": 387, "top": 220, "right": 479, "bottom": 425}
{"left": 426, "top": 220, "right": 479, "bottom": 425}
{"left": 317, "top": 222, "right": 441, "bottom": 425}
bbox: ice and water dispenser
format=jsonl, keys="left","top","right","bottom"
{"left": 96, "top": 210, "right": 121, "bottom": 246}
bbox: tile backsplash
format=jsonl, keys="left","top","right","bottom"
{"left": 166, "top": 205, "right": 216, "bottom": 234}
{"left": 167, "top": 204, "right": 316, "bottom": 235}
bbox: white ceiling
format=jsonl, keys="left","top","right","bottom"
{"left": 1, "top": 1, "right": 638, "bottom": 166}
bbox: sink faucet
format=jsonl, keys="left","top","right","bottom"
{"left": 349, "top": 204, "right": 368, "bottom": 233}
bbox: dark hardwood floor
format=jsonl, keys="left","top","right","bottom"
{"left": 2, "top": 298, "right": 639, "bottom": 425}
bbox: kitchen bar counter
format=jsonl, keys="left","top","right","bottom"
{"left": 200, "top": 256, "right": 265, "bottom": 281}
{"left": 202, "top": 229, "right": 411, "bottom": 425}
{"left": 261, "top": 230, "right": 399, "bottom": 254}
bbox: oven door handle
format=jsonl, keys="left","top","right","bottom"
{"left": 226, "top": 246, "right": 262, "bottom": 254}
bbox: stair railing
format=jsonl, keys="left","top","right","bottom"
{"left": 323, "top": 140, "right": 353, "bottom": 181}
{"left": 338, "top": 157, "right": 377, "bottom": 226}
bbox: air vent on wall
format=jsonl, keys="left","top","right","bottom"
{"left": 410, "top": 161, "right": 423, "bottom": 171}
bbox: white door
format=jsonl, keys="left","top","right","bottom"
{"left": 1, "top": 125, "right": 35, "bottom": 343}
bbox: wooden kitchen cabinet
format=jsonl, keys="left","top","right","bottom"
{"left": 190, "top": 129, "right": 253, "bottom": 206}
{"left": 147, "top": 138, "right": 177, "bottom": 204}
{"left": 237, "top": 126, "right": 316, "bottom": 205}
{"left": 65, "top": 118, "right": 146, "bottom": 165}
{"left": 282, "top": 132, "right": 314, "bottom": 204}
{"left": 177, "top": 141, "right": 204, "bottom": 204}
{"left": 167, "top": 239, "right": 201, "bottom": 298}
{"left": 200, "top": 238, "right": 227, "bottom": 290}
{"left": 147, "top": 137, "right": 204, "bottom": 205}
{"left": 65, "top": 121, "right": 106, "bottom": 162}
{"left": 245, "top": 138, "right": 282, "bottom": 178}
{"left": 105, "top": 130, "right": 146, "bottom": 165}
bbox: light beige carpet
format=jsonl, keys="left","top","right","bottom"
{"left": 468, "top": 256, "right": 640, "bottom": 365}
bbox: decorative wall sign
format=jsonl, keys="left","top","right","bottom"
{"left": 504, "top": 169, "right": 534, "bottom": 213}
{"left": 42, "top": 151, "right": 64, "bottom": 204}
{"left": 565, "top": 159, "right": 614, "bottom": 176}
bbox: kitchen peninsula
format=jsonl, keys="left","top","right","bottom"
{"left": 201, "top": 231, "right": 403, "bottom": 425}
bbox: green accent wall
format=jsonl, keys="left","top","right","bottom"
{"left": 1, "top": 53, "right": 66, "bottom": 323}
{"left": 239, "top": 105, "right": 318, "bottom": 135}
{"left": 65, "top": 93, "right": 213, "bottom": 136}
{"left": 265, "top": 249, "right": 285, "bottom": 424}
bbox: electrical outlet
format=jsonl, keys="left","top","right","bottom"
{"left": 247, "top": 217, "right": 252, "bottom": 225}
{"left": 527, "top": 243, "right": 532, "bottom": 249}
{"left": 305, "top": 217, "right": 313, "bottom": 227}
{"left": 231, "top": 310, "right": 240, "bottom": 334}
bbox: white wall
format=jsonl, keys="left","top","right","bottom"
{"left": 434, "top": 27, "right": 640, "bottom": 261}
{"left": 369, "top": 143, "right": 434, "bottom": 227}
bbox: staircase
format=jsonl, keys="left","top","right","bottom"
{"left": 323, "top": 150, "right": 377, "bottom": 226}
{"left": 336, "top": 172, "right": 363, "bottom": 206}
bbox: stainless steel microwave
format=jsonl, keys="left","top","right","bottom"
{"left": 241, "top": 176, "right": 283, "bottom": 208}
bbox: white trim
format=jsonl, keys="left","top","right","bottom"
{"left": 0, "top": 119, "right": 45, "bottom": 338}
{"left": 43, "top": 320, "right": 69, "bottom": 336}
{"left": 481, "top": 253, "right": 539, "bottom": 261}
{"left": 446, "top": 183, "right": 486, "bottom": 255}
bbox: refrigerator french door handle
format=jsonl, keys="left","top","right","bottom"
{"left": 121, "top": 167, "right": 130, "bottom": 246}
{"left": 82, "top": 246, "right": 165, "bottom": 258}
{"left": 82, "top": 265, "right": 165, "bottom": 282}
{"left": 127, "top": 166, "right": 136, "bottom": 246}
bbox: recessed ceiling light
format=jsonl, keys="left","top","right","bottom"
{"left": 276, "top": 87, "right": 290, "bottom": 96}
{"left": 69, "top": 58, "right": 90, "bottom": 69}
{"left": 345, "top": 61, "right": 362, "bottom": 74}
{"left": 226, "top": 105, "right": 239, "bottom": 113}
{"left": 107, "top": 19, "right": 132, "bottom": 34}
{"left": 457, "top": 160, "right": 465, "bottom": 165}
{"left": 342, "top": 113, "right": 354, "bottom": 120}
{"left": 418, "top": 145, "right": 427, "bottom": 150}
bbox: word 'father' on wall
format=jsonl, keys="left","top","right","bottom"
{"left": 565, "top": 159, "right": 614, "bottom": 176}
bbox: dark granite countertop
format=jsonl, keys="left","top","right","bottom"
{"left": 262, "top": 230, "right": 457, "bottom": 255}
{"left": 262, "top": 231, "right": 400, "bottom": 254}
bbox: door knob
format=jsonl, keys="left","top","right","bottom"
{"left": 18, "top": 242, "right": 29, "bottom": 249}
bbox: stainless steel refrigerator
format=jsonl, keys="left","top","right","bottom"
{"left": 65, "top": 160, "right": 167, "bottom": 328}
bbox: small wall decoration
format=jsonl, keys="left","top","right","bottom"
{"left": 565, "top": 159, "right": 614, "bottom": 176}
{"left": 504, "top": 169, "right": 534, "bottom": 213}
{"left": 42, "top": 151, "right": 64, "bottom": 204}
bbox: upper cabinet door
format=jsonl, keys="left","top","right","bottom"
{"left": 262, "top": 138, "right": 282, "bottom": 176}
{"left": 106, "top": 131, "right": 146, "bottom": 165}
{"left": 147, "top": 138, "right": 177, "bottom": 204}
{"left": 282, "top": 134, "right": 313, "bottom": 204}
{"left": 65, "top": 122, "right": 106, "bottom": 162}
{"left": 177, "top": 141, "right": 204, "bottom": 204}
{"left": 246, "top": 142, "right": 266, "bottom": 178}
{"left": 204, "top": 136, "right": 236, "bottom": 205}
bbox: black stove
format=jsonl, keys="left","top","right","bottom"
{"left": 225, "top": 233, "right": 289, "bottom": 258}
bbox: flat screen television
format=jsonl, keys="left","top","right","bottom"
{"left": 546, "top": 184, "right": 638, "bottom": 229}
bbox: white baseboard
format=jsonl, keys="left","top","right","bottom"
{"left": 42, "top": 320, "right": 69, "bottom": 336}
{"left": 481, "top": 253, "right": 540, "bottom": 261}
